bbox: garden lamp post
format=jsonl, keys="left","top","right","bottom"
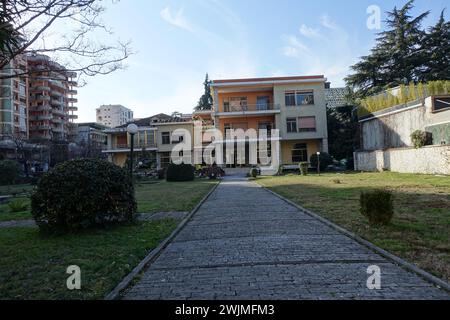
{"left": 316, "top": 151, "right": 321, "bottom": 176}
{"left": 127, "top": 124, "right": 138, "bottom": 179}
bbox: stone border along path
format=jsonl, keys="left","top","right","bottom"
{"left": 123, "top": 176, "right": 450, "bottom": 300}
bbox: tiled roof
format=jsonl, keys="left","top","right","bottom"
{"left": 116, "top": 113, "right": 191, "bottom": 128}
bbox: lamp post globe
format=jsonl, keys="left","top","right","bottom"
{"left": 316, "top": 151, "right": 321, "bottom": 175}
{"left": 126, "top": 124, "right": 138, "bottom": 179}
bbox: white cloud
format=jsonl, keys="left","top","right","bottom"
{"left": 279, "top": 14, "right": 359, "bottom": 86}
{"left": 320, "top": 14, "right": 338, "bottom": 30}
{"left": 281, "top": 35, "right": 309, "bottom": 58}
{"left": 160, "top": 6, "right": 193, "bottom": 32}
{"left": 299, "top": 24, "right": 321, "bottom": 38}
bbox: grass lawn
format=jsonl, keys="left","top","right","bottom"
{"left": 0, "top": 179, "right": 218, "bottom": 221}
{"left": 0, "top": 219, "right": 177, "bottom": 299}
{"left": 136, "top": 179, "right": 218, "bottom": 213}
{"left": 0, "top": 184, "right": 34, "bottom": 222}
{"left": 0, "top": 178, "right": 217, "bottom": 299}
{"left": 257, "top": 172, "right": 450, "bottom": 281}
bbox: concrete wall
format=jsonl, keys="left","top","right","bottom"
{"left": 354, "top": 145, "right": 450, "bottom": 175}
{"left": 360, "top": 97, "right": 450, "bottom": 150}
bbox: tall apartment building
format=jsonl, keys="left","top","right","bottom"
{"left": 27, "top": 54, "right": 78, "bottom": 141}
{"left": 96, "top": 104, "right": 133, "bottom": 128}
{"left": 0, "top": 54, "right": 29, "bottom": 139}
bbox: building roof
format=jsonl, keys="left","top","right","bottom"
{"left": 325, "top": 87, "right": 351, "bottom": 108}
{"left": 211, "top": 75, "right": 325, "bottom": 85}
{"left": 116, "top": 113, "right": 191, "bottom": 128}
{"left": 77, "top": 122, "right": 109, "bottom": 130}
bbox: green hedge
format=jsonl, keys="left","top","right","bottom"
{"left": 0, "top": 160, "right": 20, "bottom": 185}
{"left": 166, "top": 163, "right": 195, "bottom": 182}
{"left": 31, "top": 159, "right": 136, "bottom": 233}
{"left": 359, "top": 80, "right": 450, "bottom": 117}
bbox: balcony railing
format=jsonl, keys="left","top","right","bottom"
{"left": 222, "top": 103, "right": 280, "bottom": 113}
{"left": 113, "top": 143, "right": 157, "bottom": 150}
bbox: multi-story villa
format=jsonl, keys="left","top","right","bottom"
{"left": 102, "top": 113, "right": 193, "bottom": 168}
{"left": 209, "top": 75, "right": 329, "bottom": 171}
{"left": 0, "top": 54, "right": 29, "bottom": 140}
{"left": 27, "top": 54, "right": 78, "bottom": 141}
{"left": 96, "top": 104, "right": 134, "bottom": 128}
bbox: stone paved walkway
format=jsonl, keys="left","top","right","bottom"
{"left": 124, "top": 178, "right": 450, "bottom": 300}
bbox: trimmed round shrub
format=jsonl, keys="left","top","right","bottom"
{"left": 31, "top": 159, "right": 136, "bottom": 233}
{"left": 0, "top": 160, "right": 21, "bottom": 185}
{"left": 250, "top": 168, "right": 258, "bottom": 178}
{"left": 360, "top": 190, "right": 394, "bottom": 225}
{"left": 166, "top": 163, "right": 195, "bottom": 181}
{"left": 309, "top": 152, "right": 333, "bottom": 171}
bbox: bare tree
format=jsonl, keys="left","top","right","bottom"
{"left": 0, "top": 0, "right": 132, "bottom": 84}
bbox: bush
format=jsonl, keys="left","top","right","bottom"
{"left": 202, "top": 166, "right": 224, "bottom": 179}
{"left": 360, "top": 190, "right": 394, "bottom": 225}
{"left": 299, "top": 162, "right": 309, "bottom": 175}
{"left": 411, "top": 130, "right": 432, "bottom": 148}
{"left": 0, "top": 160, "right": 21, "bottom": 185}
{"left": 309, "top": 152, "right": 333, "bottom": 171}
{"left": 8, "top": 199, "right": 28, "bottom": 213}
{"left": 157, "top": 168, "right": 166, "bottom": 179}
{"left": 31, "top": 159, "right": 136, "bottom": 233}
{"left": 166, "top": 163, "right": 195, "bottom": 182}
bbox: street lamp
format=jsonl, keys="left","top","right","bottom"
{"left": 127, "top": 124, "right": 138, "bottom": 179}
{"left": 316, "top": 151, "right": 321, "bottom": 175}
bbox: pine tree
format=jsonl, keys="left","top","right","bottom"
{"left": 195, "top": 73, "right": 213, "bottom": 111}
{"left": 376, "top": 0, "right": 429, "bottom": 86}
{"left": 346, "top": 0, "right": 430, "bottom": 97}
{"left": 421, "top": 10, "right": 450, "bottom": 81}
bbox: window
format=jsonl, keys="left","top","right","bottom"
{"left": 256, "top": 96, "right": 270, "bottom": 110}
{"left": 160, "top": 152, "right": 171, "bottom": 168}
{"left": 228, "top": 97, "right": 247, "bottom": 111}
{"left": 296, "top": 91, "right": 314, "bottom": 105}
{"left": 298, "top": 116, "right": 316, "bottom": 132}
{"left": 172, "top": 134, "right": 184, "bottom": 144}
{"left": 286, "top": 118, "right": 297, "bottom": 133}
{"left": 146, "top": 130, "right": 155, "bottom": 146}
{"left": 161, "top": 132, "right": 170, "bottom": 144}
{"left": 292, "top": 143, "right": 308, "bottom": 163}
{"left": 285, "top": 90, "right": 314, "bottom": 106}
{"left": 285, "top": 91, "right": 296, "bottom": 106}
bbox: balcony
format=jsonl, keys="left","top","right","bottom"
{"left": 216, "top": 103, "right": 280, "bottom": 117}
{"left": 29, "top": 115, "right": 52, "bottom": 121}
{"left": 52, "top": 118, "right": 65, "bottom": 124}
{"left": 31, "top": 105, "right": 51, "bottom": 112}
{"left": 34, "top": 95, "right": 51, "bottom": 102}
{"left": 31, "top": 85, "right": 50, "bottom": 92}
{"left": 67, "top": 97, "right": 78, "bottom": 103}
{"left": 30, "top": 125, "right": 51, "bottom": 131}
{"left": 51, "top": 99, "right": 63, "bottom": 106}
{"left": 68, "top": 106, "right": 78, "bottom": 112}
{"left": 53, "top": 109, "right": 66, "bottom": 116}
{"left": 52, "top": 126, "right": 65, "bottom": 133}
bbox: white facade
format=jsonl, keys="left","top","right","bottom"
{"left": 96, "top": 104, "right": 133, "bottom": 128}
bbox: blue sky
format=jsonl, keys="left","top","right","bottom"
{"left": 75, "top": 0, "right": 448, "bottom": 122}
